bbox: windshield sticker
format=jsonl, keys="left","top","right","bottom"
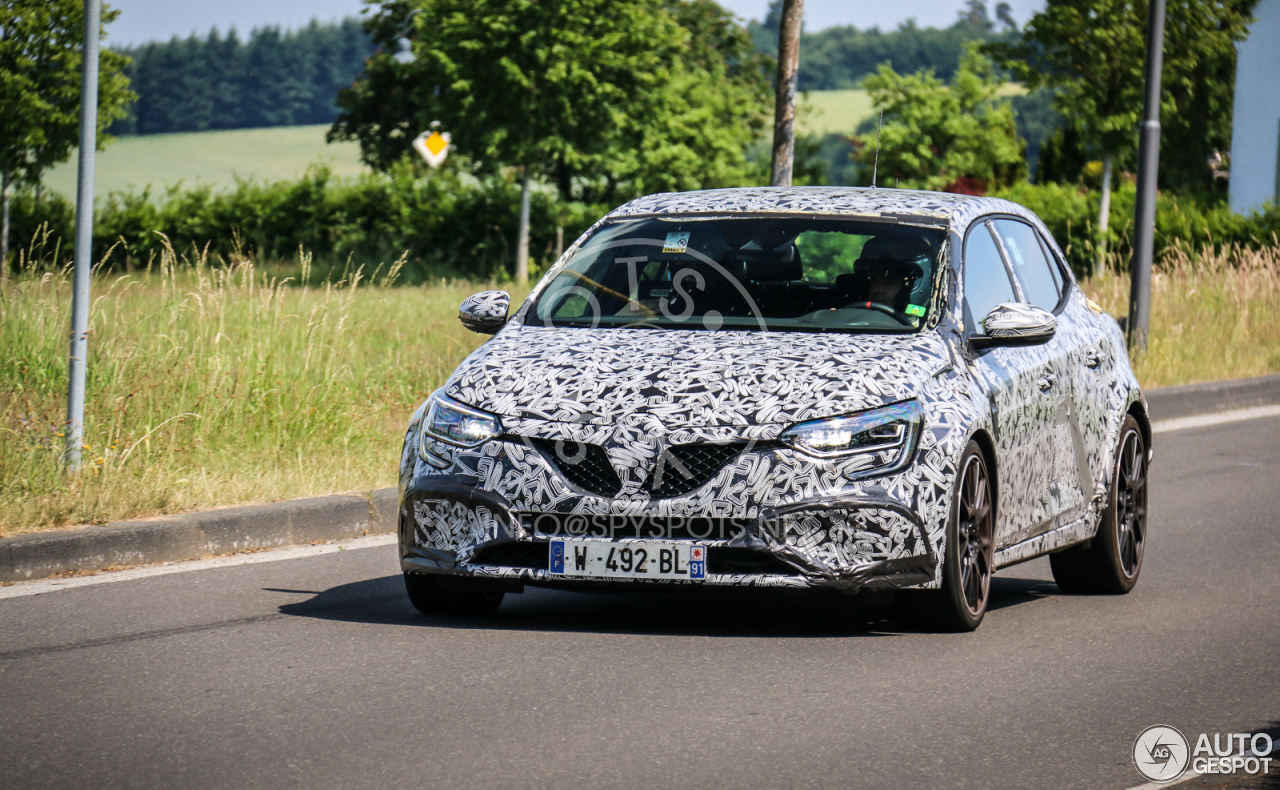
{"left": 662, "top": 231, "right": 691, "bottom": 254}
{"left": 905, "top": 304, "right": 927, "bottom": 317}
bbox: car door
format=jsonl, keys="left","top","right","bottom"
{"left": 991, "top": 219, "right": 1092, "bottom": 531}
{"left": 962, "top": 219, "right": 1060, "bottom": 548}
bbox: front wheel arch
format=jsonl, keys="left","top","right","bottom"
{"left": 1127, "top": 401, "right": 1152, "bottom": 465}
{"left": 966, "top": 428, "right": 1000, "bottom": 529}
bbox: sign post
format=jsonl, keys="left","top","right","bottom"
{"left": 1127, "top": 0, "right": 1166, "bottom": 351}
{"left": 66, "top": 0, "right": 100, "bottom": 472}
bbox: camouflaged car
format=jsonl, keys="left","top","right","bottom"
{"left": 396, "top": 187, "right": 1150, "bottom": 630}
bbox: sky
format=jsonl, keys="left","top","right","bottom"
{"left": 104, "top": 0, "right": 1048, "bottom": 45}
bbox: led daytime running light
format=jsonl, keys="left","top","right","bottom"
{"left": 780, "top": 401, "right": 923, "bottom": 466}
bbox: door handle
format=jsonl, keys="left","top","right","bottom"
{"left": 1084, "top": 349, "right": 1103, "bottom": 369}
{"left": 1037, "top": 372, "right": 1057, "bottom": 392}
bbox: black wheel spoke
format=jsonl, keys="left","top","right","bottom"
{"left": 954, "top": 453, "right": 993, "bottom": 615}
{"left": 1113, "top": 429, "right": 1147, "bottom": 577}
{"left": 971, "top": 502, "right": 991, "bottom": 528}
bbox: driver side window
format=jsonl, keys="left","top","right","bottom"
{"left": 963, "top": 221, "right": 1017, "bottom": 333}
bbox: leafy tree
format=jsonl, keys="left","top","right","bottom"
{"left": 0, "top": 0, "right": 134, "bottom": 280}
{"left": 330, "top": 0, "right": 770, "bottom": 282}
{"left": 748, "top": 0, "right": 784, "bottom": 53}
{"left": 852, "top": 45, "right": 1026, "bottom": 193}
{"left": 956, "top": 0, "right": 996, "bottom": 32}
{"left": 987, "top": 0, "right": 1255, "bottom": 272}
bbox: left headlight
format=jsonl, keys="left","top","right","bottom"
{"left": 779, "top": 400, "right": 923, "bottom": 475}
{"left": 418, "top": 391, "right": 503, "bottom": 468}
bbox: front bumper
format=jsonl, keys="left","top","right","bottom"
{"left": 399, "top": 468, "right": 939, "bottom": 593}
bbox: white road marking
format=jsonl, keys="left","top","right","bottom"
{"left": 0, "top": 534, "right": 398, "bottom": 600}
{"left": 1152, "top": 404, "right": 1280, "bottom": 434}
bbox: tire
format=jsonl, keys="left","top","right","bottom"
{"left": 899, "top": 440, "right": 995, "bottom": 632}
{"left": 1050, "top": 414, "right": 1147, "bottom": 594}
{"left": 403, "top": 573, "right": 505, "bottom": 616}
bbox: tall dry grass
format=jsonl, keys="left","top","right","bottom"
{"left": 3, "top": 238, "right": 1278, "bottom": 535}
{"left": 1082, "top": 244, "right": 1280, "bottom": 388}
{"left": 1, "top": 239, "right": 521, "bottom": 536}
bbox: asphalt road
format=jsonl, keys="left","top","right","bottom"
{"left": 2, "top": 416, "right": 1279, "bottom": 790}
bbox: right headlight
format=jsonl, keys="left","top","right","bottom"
{"left": 417, "top": 391, "right": 503, "bottom": 469}
{"left": 779, "top": 400, "right": 923, "bottom": 476}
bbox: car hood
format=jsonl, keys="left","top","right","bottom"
{"left": 444, "top": 325, "right": 952, "bottom": 428}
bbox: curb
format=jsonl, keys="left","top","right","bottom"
{"left": 0, "top": 488, "right": 398, "bottom": 583}
{"left": 3, "top": 372, "right": 1280, "bottom": 584}
{"left": 1143, "top": 373, "right": 1280, "bottom": 422}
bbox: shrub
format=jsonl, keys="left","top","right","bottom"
{"left": 994, "top": 182, "right": 1280, "bottom": 277}
{"left": 11, "top": 163, "right": 604, "bottom": 281}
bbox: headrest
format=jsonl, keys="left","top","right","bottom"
{"left": 729, "top": 243, "right": 801, "bottom": 280}
{"left": 858, "top": 234, "right": 932, "bottom": 265}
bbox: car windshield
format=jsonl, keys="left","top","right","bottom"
{"left": 527, "top": 217, "right": 944, "bottom": 333}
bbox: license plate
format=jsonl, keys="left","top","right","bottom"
{"left": 549, "top": 539, "right": 706, "bottom": 580}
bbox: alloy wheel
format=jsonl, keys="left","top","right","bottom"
{"left": 957, "top": 453, "right": 994, "bottom": 615}
{"left": 1114, "top": 428, "right": 1147, "bottom": 578}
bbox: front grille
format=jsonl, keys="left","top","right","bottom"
{"left": 650, "top": 443, "right": 747, "bottom": 498}
{"left": 527, "top": 438, "right": 623, "bottom": 497}
{"left": 526, "top": 437, "right": 749, "bottom": 499}
{"left": 472, "top": 540, "right": 550, "bottom": 569}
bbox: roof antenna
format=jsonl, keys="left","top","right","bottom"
{"left": 871, "top": 110, "right": 883, "bottom": 189}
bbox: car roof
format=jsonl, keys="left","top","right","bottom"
{"left": 606, "top": 186, "right": 1028, "bottom": 229}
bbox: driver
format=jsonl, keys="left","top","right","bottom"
{"left": 849, "top": 235, "right": 930, "bottom": 310}
{"left": 866, "top": 265, "right": 916, "bottom": 305}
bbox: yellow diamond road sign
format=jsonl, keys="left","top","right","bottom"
{"left": 412, "top": 129, "right": 451, "bottom": 168}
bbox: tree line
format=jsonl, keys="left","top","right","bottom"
{"left": 110, "top": 18, "right": 373, "bottom": 135}
{"left": 750, "top": 0, "right": 1015, "bottom": 90}
{"left": 111, "top": 7, "right": 1002, "bottom": 138}
{"left": 1, "top": 0, "right": 1263, "bottom": 283}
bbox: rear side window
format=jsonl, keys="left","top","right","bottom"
{"left": 963, "top": 222, "right": 1017, "bottom": 333}
{"left": 994, "top": 219, "right": 1062, "bottom": 312}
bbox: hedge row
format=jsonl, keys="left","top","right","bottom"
{"left": 10, "top": 173, "right": 1278, "bottom": 282}
{"left": 994, "top": 182, "right": 1280, "bottom": 277}
{"left": 10, "top": 164, "right": 601, "bottom": 281}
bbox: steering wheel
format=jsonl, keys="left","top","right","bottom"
{"left": 847, "top": 300, "right": 915, "bottom": 325}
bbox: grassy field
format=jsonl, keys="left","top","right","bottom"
{"left": 797, "top": 84, "right": 1024, "bottom": 137}
{"left": 39, "top": 86, "right": 1024, "bottom": 198}
{"left": 42, "top": 125, "right": 370, "bottom": 199}
{"left": 797, "top": 90, "right": 876, "bottom": 136}
{"left": 3, "top": 242, "right": 1275, "bottom": 536}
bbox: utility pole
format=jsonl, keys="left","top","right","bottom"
{"left": 769, "top": 0, "right": 805, "bottom": 187}
{"left": 1127, "top": 0, "right": 1166, "bottom": 351}
{"left": 66, "top": 0, "right": 100, "bottom": 472}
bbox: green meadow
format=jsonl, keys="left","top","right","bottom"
{"left": 41, "top": 125, "right": 371, "bottom": 199}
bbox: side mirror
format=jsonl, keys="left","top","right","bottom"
{"left": 969, "top": 303, "right": 1057, "bottom": 350}
{"left": 459, "top": 290, "right": 511, "bottom": 334}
